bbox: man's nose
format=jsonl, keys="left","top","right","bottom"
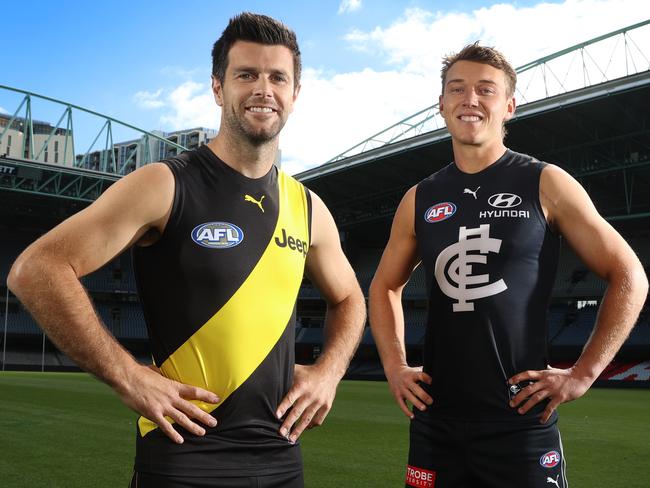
{"left": 462, "top": 89, "right": 479, "bottom": 107}
{"left": 252, "top": 76, "right": 273, "bottom": 98}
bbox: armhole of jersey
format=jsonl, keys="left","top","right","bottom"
{"left": 306, "top": 187, "right": 313, "bottom": 246}
{"left": 413, "top": 183, "right": 421, "bottom": 238}
{"left": 152, "top": 159, "right": 182, "bottom": 245}
{"left": 534, "top": 162, "right": 557, "bottom": 234}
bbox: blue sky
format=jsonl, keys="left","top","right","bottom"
{"left": 3, "top": 0, "right": 649, "bottom": 173}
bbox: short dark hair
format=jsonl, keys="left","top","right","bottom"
{"left": 211, "top": 12, "right": 301, "bottom": 87}
{"left": 441, "top": 42, "right": 517, "bottom": 97}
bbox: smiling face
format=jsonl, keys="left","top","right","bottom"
{"left": 439, "top": 60, "right": 515, "bottom": 149}
{"left": 212, "top": 40, "right": 300, "bottom": 146}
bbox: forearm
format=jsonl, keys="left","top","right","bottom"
{"left": 314, "top": 288, "right": 366, "bottom": 380}
{"left": 369, "top": 283, "right": 408, "bottom": 372}
{"left": 573, "top": 265, "right": 649, "bottom": 381}
{"left": 8, "top": 255, "right": 139, "bottom": 388}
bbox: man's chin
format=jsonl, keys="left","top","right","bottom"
{"left": 245, "top": 131, "right": 279, "bottom": 146}
{"left": 243, "top": 125, "right": 283, "bottom": 146}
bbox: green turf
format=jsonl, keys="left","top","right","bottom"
{"left": 1, "top": 372, "right": 648, "bottom": 487}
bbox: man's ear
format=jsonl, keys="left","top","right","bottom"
{"left": 212, "top": 75, "right": 223, "bottom": 107}
{"left": 504, "top": 96, "right": 516, "bottom": 121}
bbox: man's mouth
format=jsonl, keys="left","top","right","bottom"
{"left": 459, "top": 115, "right": 482, "bottom": 122}
{"left": 247, "top": 106, "right": 276, "bottom": 113}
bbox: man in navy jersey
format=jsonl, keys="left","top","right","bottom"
{"left": 9, "top": 12, "right": 365, "bottom": 488}
{"left": 369, "top": 42, "right": 647, "bottom": 487}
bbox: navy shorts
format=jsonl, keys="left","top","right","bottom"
{"left": 129, "top": 470, "right": 304, "bottom": 488}
{"left": 405, "top": 413, "right": 568, "bottom": 488}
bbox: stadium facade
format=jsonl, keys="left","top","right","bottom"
{"left": 0, "top": 113, "right": 74, "bottom": 165}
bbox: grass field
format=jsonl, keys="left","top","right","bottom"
{"left": 0, "top": 372, "right": 648, "bottom": 487}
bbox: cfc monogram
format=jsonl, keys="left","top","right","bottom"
{"left": 434, "top": 224, "right": 507, "bottom": 312}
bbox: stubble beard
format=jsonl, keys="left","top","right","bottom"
{"left": 223, "top": 106, "right": 286, "bottom": 147}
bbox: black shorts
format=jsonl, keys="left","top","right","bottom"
{"left": 405, "top": 413, "right": 568, "bottom": 488}
{"left": 129, "top": 470, "right": 304, "bottom": 488}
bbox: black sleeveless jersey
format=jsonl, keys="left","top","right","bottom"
{"left": 414, "top": 149, "right": 559, "bottom": 420}
{"left": 132, "top": 145, "right": 311, "bottom": 476}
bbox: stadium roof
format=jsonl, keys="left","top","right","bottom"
{"left": 296, "top": 20, "right": 650, "bottom": 230}
{"left": 297, "top": 70, "right": 650, "bottom": 229}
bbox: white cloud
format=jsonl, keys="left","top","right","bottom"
{"left": 344, "top": 1, "right": 650, "bottom": 76}
{"left": 159, "top": 81, "right": 217, "bottom": 130}
{"left": 338, "top": 0, "right": 362, "bottom": 15}
{"left": 132, "top": 82, "right": 218, "bottom": 131}
{"left": 0, "top": 106, "right": 8, "bottom": 114}
{"left": 280, "top": 67, "right": 436, "bottom": 175}
{"left": 133, "top": 89, "right": 165, "bottom": 109}
{"left": 132, "top": 0, "right": 650, "bottom": 175}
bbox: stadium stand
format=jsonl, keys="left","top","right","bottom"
{"left": 2, "top": 225, "right": 648, "bottom": 385}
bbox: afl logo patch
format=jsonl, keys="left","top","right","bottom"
{"left": 540, "top": 451, "right": 560, "bottom": 468}
{"left": 191, "top": 222, "right": 244, "bottom": 249}
{"left": 425, "top": 202, "right": 456, "bottom": 223}
{"left": 488, "top": 193, "right": 522, "bottom": 208}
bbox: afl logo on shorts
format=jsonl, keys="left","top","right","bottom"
{"left": 191, "top": 222, "right": 244, "bottom": 249}
{"left": 424, "top": 202, "right": 456, "bottom": 223}
{"left": 540, "top": 450, "right": 560, "bottom": 468}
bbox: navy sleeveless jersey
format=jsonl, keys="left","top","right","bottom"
{"left": 414, "top": 149, "right": 559, "bottom": 420}
{"left": 132, "top": 145, "right": 311, "bottom": 476}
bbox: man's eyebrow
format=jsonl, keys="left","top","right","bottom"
{"left": 446, "top": 78, "right": 498, "bottom": 86}
{"left": 270, "top": 68, "right": 290, "bottom": 77}
{"left": 231, "top": 66, "right": 257, "bottom": 73}
{"left": 231, "top": 66, "right": 291, "bottom": 79}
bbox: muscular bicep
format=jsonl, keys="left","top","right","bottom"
{"left": 304, "top": 191, "right": 359, "bottom": 305}
{"left": 541, "top": 165, "right": 637, "bottom": 281}
{"left": 22, "top": 163, "right": 175, "bottom": 278}
{"left": 372, "top": 186, "right": 420, "bottom": 293}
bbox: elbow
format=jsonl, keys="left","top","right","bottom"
{"left": 7, "top": 255, "right": 29, "bottom": 296}
{"left": 369, "top": 276, "right": 382, "bottom": 301}
{"left": 7, "top": 251, "right": 42, "bottom": 298}
{"left": 637, "top": 267, "right": 649, "bottom": 298}
{"left": 369, "top": 275, "right": 396, "bottom": 304}
{"left": 630, "top": 259, "right": 649, "bottom": 297}
{"left": 348, "top": 281, "right": 367, "bottom": 315}
{"left": 619, "top": 261, "right": 649, "bottom": 306}
{"left": 368, "top": 279, "right": 379, "bottom": 307}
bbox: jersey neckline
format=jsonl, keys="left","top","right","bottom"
{"left": 198, "top": 144, "right": 277, "bottom": 185}
{"left": 450, "top": 148, "right": 512, "bottom": 177}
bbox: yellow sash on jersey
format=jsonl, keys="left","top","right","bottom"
{"left": 138, "top": 171, "right": 310, "bottom": 436}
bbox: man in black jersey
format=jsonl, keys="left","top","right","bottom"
{"left": 8, "top": 12, "right": 365, "bottom": 488}
{"left": 369, "top": 42, "right": 648, "bottom": 488}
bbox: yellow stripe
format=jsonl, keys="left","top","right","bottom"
{"left": 139, "top": 171, "right": 309, "bottom": 436}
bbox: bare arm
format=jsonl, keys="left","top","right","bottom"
{"left": 276, "top": 191, "right": 366, "bottom": 442}
{"left": 369, "top": 186, "right": 432, "bottom": 418}
{"left": 510, "top": 164, "right": 648, "bottom": 422}
{"left": 7, "top": 163, "right": 219, "bottom": 443}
